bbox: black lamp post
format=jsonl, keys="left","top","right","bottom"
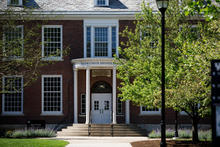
{"left": 155, "top": 0, "right": 169, "bottom": 147}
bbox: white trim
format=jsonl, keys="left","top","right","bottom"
{"left": 2, "top": 25, "right": 24, "bottom": 60}
{"left": 7, "top": 0, "right": 23, "bottom": 6}
{"left": 74, "top": 69, "right": 78, "bottom": 123}
{"left": 2, "top": 75, "right": 24, "bottom": 115}
{"left": 84, "top": 19, "right": 119, "bottom": 58}
{"left": 41, "top": 75, "right": 63, "bottom": 115}
{"left": 125, "top": 100, "right": 130, "bottom": 124}
{"left": 112, "top": 67, "right": 117, "bottom": 124}
{"left": 85, "top": 68, "right": 91, "bottom": 124}
{"left": 140, "top": 106, "right": 161, "bottom": 115}
{"left": 42, "top": 25, "right": 63, "bottom": 61}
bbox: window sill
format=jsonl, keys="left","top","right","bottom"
{"left": 41, "top": 112, "right": 63, "bottom": 116}
{"left": 139, "top": 112, "right": 161, "bottom": 116}
{"left": 1, "top": 112, "right": 24, "bottom": 116}
{"left": 41, "top": 58, "right": 64, "bottom": 61}
{"left": 2, "top": 57, "right": 24, "bottom": 61}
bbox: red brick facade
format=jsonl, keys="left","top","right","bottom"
{"left": 0, "top": 20, "right": 210, "bottom": 127}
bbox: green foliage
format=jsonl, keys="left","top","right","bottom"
{"left": 5, "top": 130, "right": 13, "bottom": 138}
{"left": 198, "top": 130, "right": 212, "bottom": 141}
{"left": 178, "top": 129, "right": 192, "bottom": 138}
{"left": 0, "top": 138, "right": 68, "bottom": 147}
{"left": 184, "top": 0, "right": 220, "bottom": 21}
{"left": 148, "top": 129, "right": 211, "bottom": 140}
{"left": 0, "top": 8, "right": 70, "bottom": 89}
{"left": 116, "top": 0, "right": 220, "bottom": 118}
{"left": 6, "top": 129, "right": 56, "bottom": 138}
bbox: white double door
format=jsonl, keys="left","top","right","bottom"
{"left": 91, "top": 93, "right": 112, "bottom": 124}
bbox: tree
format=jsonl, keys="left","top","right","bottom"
{"left": 0, "top": 7, "right": 70, "bottom": 89}
{"left": 116, "top": 0, "right": 220, "bottom": 142}
{"left": 184, "top": 0, "right": 220, "bottom": 21}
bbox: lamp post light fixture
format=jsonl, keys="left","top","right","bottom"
{"left": 155, "top": 0, "right": 169, "bottom": 147}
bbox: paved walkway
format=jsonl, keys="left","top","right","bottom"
{"left": 56, "top": 136, "right": 149, "bottom": 147}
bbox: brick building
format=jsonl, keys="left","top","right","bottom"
{"left": 0, "top": 0, "right": 210, "bottom": 132}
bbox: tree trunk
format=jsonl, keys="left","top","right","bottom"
{"left": 192, "top": 117, "right": 199, "bottom": 143}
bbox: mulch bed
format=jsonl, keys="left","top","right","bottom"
{"left": 131, "top": 140, "right": 160, "bottom": 147}
{"left": 131, "top": 140, "right": 212, "bottom": 147}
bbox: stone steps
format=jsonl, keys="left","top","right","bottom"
{"left": 57, "top": 124, "right": 147, "bottom": 137}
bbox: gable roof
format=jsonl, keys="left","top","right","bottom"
{"left": 0, "top": 0, "right": 158, "bottom": 13}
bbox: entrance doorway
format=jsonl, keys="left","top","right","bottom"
{"left": 91, "top": 93, "right": 112, "bottom": 124}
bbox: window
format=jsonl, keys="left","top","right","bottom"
{"left": 84, "top": 20, "right": 118, "bottom": 58}
{"left": 140, "top": 106, "right": 160, "bottom": 115}
{"left": 81, "top": 94, "right": 86, "bottom": 115}
{"left": 3, "top": 25, "right": 23, "bottom": 59}
{"left": 2, "top": 76, "right": 23, "bottom": 115}
{"left": 42, "top": 75, "right": 62, "bottom": 115}
{"left": 95, "top": 0, "right": 109, "bottom": 6}
{"left": 42, "top": 25, "right": 63, "bottom": 60}
{"left": 7, "top": 0, "right": 23, "bottom": 6}
{"left": 117, "top": 97, "right": 123, "bottom": 115}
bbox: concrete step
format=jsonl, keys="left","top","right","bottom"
{"left": 57, "top": 124, "right": 147, "bottom": 137}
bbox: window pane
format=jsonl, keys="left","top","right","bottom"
{"left": 112, "top": 27, "right": 116, "bottom": 57}
{"left": 117, "top": 97, "right": 123, "bottom": 114}
{"left": 43, "top": 27, "right": 62, "bottom": 58}
{"left": 43, "top": 76, "right": 62, "bottom": 112}
{"left": 81, "top": 94, "right": 86, "bottom": 114}
{"left": 86, "top": 27, "right": 91, "bottom": 57}
{"left": 95, "top": 27, "right": 108, "bottom": 57}
{"left": 3, "top": 77, "right": 23, "bottom": 112}
{"left": 3, "top": 26, "right": 23, "bottom": 58}
{"left": 97, "top": 0, "right": 106, "bottom": 5}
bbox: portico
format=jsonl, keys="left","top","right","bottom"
{"left": 71, "top": 58, "right": 130, "bottom": 124}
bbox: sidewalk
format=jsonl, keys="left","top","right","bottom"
{"left": 56, "top": 136, "right": 149, "bottom": 147}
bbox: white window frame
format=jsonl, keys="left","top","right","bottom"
{"left": 81, "top": 93, "right": 86, "bottom": 115}
{"left": 41, "top": 75, "right": 63, "bottom": 115}
{"left": 84, "top": 19, "right": 119, "bottom": 58}
{"left": 94, "top": 0, "right": 109, "bottom": 6}
{"left": 7, "top": 0, "right": 23, "bottom": 6}
{"left": 3, "top": 25, "right": 24, "bottom": 60}
{"left": 42, "top": 25, "right": 63, "bottom": 61}
{"left": 140, "top": 106, "right": 161, "bottom": 115}
{"left": 2, "top": 76, "right": 24, "bottom": 116}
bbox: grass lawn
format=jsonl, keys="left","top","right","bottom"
{"left": 0, "top": 138, "right": 69, "bottom": 147}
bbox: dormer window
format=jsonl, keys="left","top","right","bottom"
{"left": 7, "top": 0, "right": 23, "bottom": 6}
{"left": 95, "top": 0, "right": 109, "bottom": 6}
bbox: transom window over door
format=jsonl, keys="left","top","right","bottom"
{"left": 84, "top": 19, "right": 118, "bottom": 58}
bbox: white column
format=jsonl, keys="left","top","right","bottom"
{"left": 112, "top": 67, "right": 117, "bottom": 124}
{"left": 74, "top": 69, "right": 78, "bottom": 123}
{"left": 85, "top": 68, "right": 90, "bottom": 124}
{"left": 125, "top": 100, "right": 130, "bottom": 124}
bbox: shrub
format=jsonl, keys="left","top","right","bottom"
{"left": 9, "top": 129, "right": 56, "bottom": 138}
{"left": 148, "top": 129, "right": 212, "bottom": 140}
{"left": 178, "top": 129, "right": 192, "bottom": 138}
{"left": 5, "top": 130, "right": 13, "bottom": 138}
{"left": 148, "top": 129, "right": 161, "bottom": 138}
{"left": 148, "top": 129, "right": 174, "bottom": 138}
{"left": 198, "top": 130, "right": 211, "bottom": 141}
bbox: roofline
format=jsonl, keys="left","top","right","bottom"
{"left": 0, "top": 10, "right": 147, "bottom": 20}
